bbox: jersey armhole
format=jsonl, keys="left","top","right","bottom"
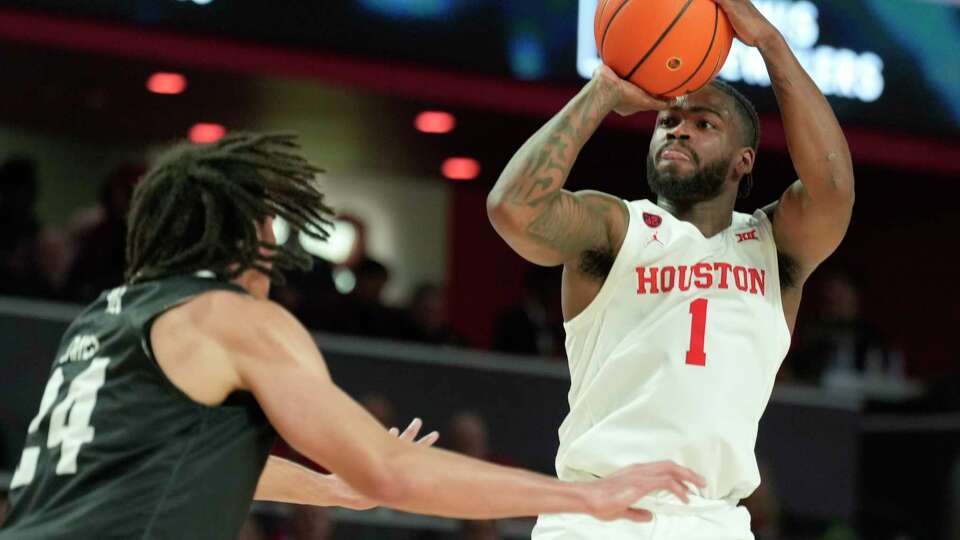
{"left": 564, "top": 199, "right": 640, "bottom": 331}
{"left": 138, "top": 291, "right": 252, "bottom": 410}
{"left": 139, "top": 294, "right": 211, "bottom": 409}
{"left": 753, "top": 209, "right": 792, "bottom": 345}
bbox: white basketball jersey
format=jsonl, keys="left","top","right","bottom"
{"left": 556, "top": 199, "right": 791, "bottom": 503}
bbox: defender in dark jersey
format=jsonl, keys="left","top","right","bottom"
{"left": 1, "top": 133, "right": 705, "bottom": 539}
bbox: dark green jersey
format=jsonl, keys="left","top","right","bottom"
{"left": 0, "top": 274, "right": 277, "bottom": 540}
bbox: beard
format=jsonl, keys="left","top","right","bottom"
{"left": 646, "top": 150, "right": 731, "bottom": 205}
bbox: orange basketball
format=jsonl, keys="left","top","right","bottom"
{"left": 595, "top": 0, "right": 734, "bottom": 97}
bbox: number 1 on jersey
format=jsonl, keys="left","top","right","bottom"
{"left": 685, "top": 299, "right": 708, "bottom": 366}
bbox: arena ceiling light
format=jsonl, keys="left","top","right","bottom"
{"left": 415, "top": 111, "right": 456, "bottom": 134}
{"left": 442, "top": 157, "right": 481, "bottom": 181}
{"left": 299, "top": 219, "right": 358, "bottom": 264}
{"left": 188, "top": 123, "right": 226, "bottom": 144}
{"left": 146, "top": 72, "right": 187, "bottom": 95}
{"left": 272, "top": 217, "right": 358, "bottom": 265}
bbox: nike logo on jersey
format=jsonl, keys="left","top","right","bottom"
{"left": 636, "top": 263, "right": 766, "bottom": 296}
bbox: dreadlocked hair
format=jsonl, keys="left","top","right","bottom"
{"left": 709, "top": 79, "right": 760, "bottom": 199}
{"left": 125, "top": 131, "right": 335, "bottom": 285}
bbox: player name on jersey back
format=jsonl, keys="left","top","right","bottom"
{"left": 57, "top": 334, "right": 101, "bottom": 364}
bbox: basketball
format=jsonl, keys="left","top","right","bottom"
{"left": 594, "top": 0, "right": 735, "bottom": 97}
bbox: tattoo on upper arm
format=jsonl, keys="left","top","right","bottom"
{"left": 505, "top": 78, "right": 619, "bottom": 210}
{"left": 509, "top": 116, "right": 574, "bottom": 207}
{"left": 525, "top": 192, "right": 609, "bottom": 255}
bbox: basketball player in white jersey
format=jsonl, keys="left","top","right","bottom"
{"left": 488, "top": 1, "right": 854, "bottom": 538}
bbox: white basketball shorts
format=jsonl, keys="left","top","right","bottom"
{"left": 532, "top": 498, "right": 753, "bottom": 540}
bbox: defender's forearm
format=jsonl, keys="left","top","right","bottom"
{"left": 761, "top": 33, "right": 854, "bottom": 198}
{"left": 381, "top": 445, "right": 589, "bottom": 519}
{"left": 254, "top": 456, "right": 358, "bottom": 507}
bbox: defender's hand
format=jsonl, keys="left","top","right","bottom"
{"left": 592, "top": 64, "right": 672, "bottom": 117}
{"left": 387, "top": 417, "right": 440, "bottom": 447}
{"left": 580, "top": 461, "right": 707, "bottom": 522}
{"left": 715, "top": 0, "right": 781, "bottom": 48}
{"left": 336, "top": 418, "right": 439, "bottom": 511}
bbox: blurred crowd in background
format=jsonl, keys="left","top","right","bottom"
{"left": 2, "top": 150, "right": 948, "bottom": 540}
{"left": 0, "top": 153, "right": 567, "bottom": 539}
{"left": 0, "top": 152, "right": 906, "bottom": 384}
{"left": 2, "top": 0, "right": 960, "bottom": 538}
{"left": 0, "top": 154, "right": 569, "bottom": 358}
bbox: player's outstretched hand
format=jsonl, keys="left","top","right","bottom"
{"left": 592, "top": 64, "right": 673, "bottom": 117}
{"left": 333, "top": 418, "right": 439, "bottom": 511}
{"left": 715, "top": 0, "right": 781, "bottom": 48}
{"left": 388, "top": 417, "right": 440, "bottom": 447}
{"left": 581, "top": 461, "right": 707, "bottom": 522}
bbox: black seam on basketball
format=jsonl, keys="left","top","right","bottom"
{"left": 600, "top": 0, "right": 632, "bottom": 58}
{"left": 596, "top": 0, "right": 612, "bottom": 32}
{"left": 597, "top": 0, "right": 615, "bottom": 51}
{"left": 625, "top": 0, "right": 696, "bottom": 81}
{"left": 707, "top": 28, "right": 727, "bottom": 78}
{"left": 707, "top": 4, "right": 728, "bottom": 79}
{"left": 663, "top": 2, "right": 719, "bottom": 95}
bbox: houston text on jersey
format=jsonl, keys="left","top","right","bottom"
{"left": 635, "top": 263, "right": 766, "bottom": 296}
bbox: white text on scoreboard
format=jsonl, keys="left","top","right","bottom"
{"left": 577, "top": 0, "right": 886, "bottom": 102}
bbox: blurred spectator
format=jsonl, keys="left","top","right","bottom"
{"left": 790, "top": 272, "right": 892, "bottom": 386}
{"left": 272, "top": 257, "right": 338, "bottom": 330}
{"left": 492, "top": 266, "right": 564, "bottom": 358}
{"left": 288, "top": 505, "right": 333, "bottom": 540}
{"left": 402, "top": 284, "right": 466, "bottom": 346}
{"left": 447, "top": 410, "right": 516, "bottom": 467}
{"left": 360, "top": 392, "right": 396, "bottom": 429}
{"left": 0, "top": 156, "right": 69, "bottom": 299}
{"left": 324, "top": 257, "right": 407, "bottom": 339}
{"left": 352, "top": 257, "right": 389, "bottom": 306}
{"left": 447, "top": 413, "right": 506, "bottom": 540}
{"left": 449, "top": 411, "right": 489, "bottom": 460}
{"left": 460, "top": 519, "right": 501, "bottom": 540}
{"left": 64, "top": 163, "right": 143, "bottom": 302}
